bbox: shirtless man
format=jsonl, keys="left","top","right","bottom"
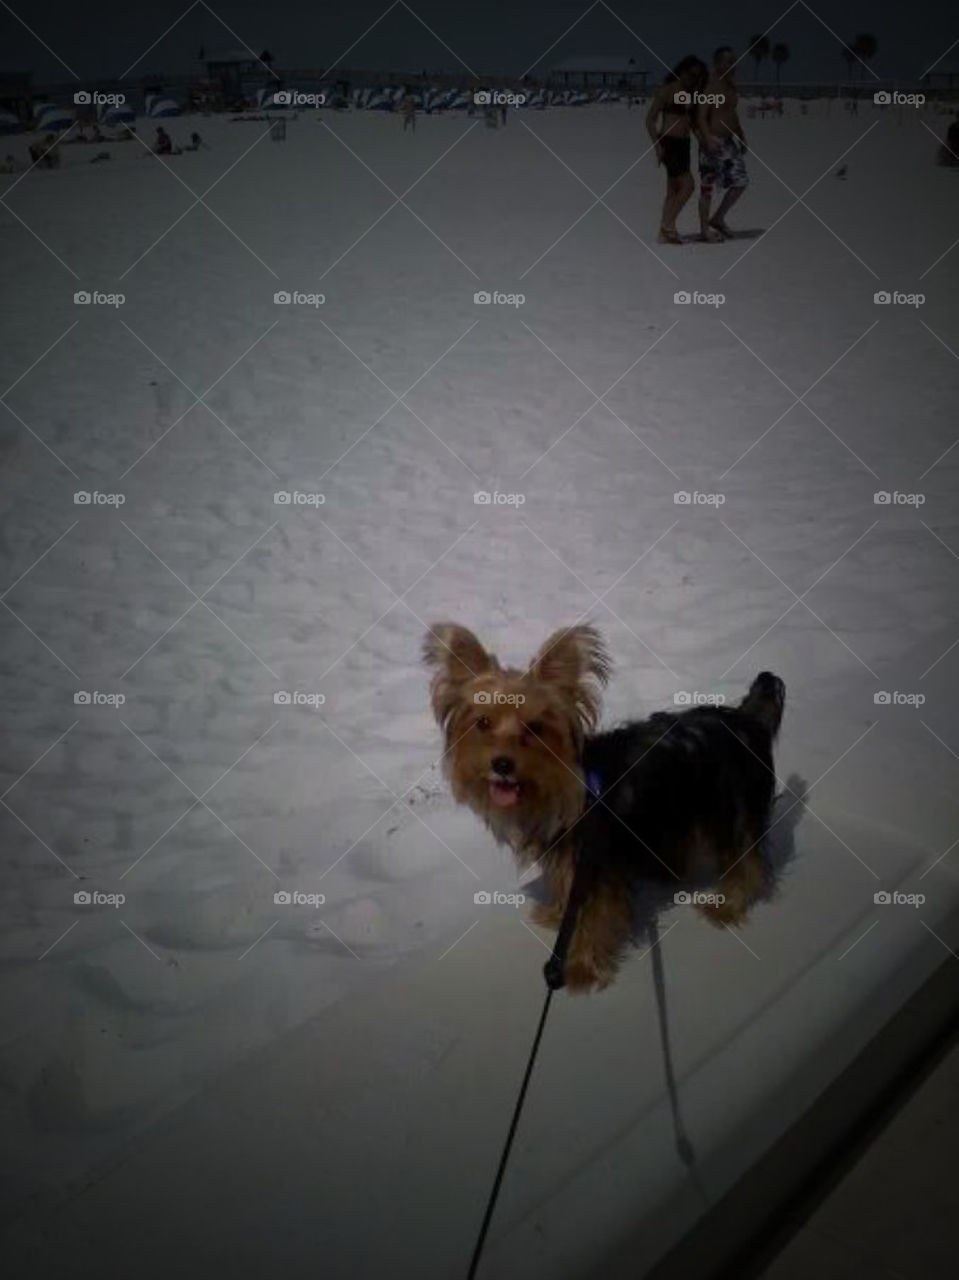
{"left": 696, "top": 46, "right": 748, "bottom": 239}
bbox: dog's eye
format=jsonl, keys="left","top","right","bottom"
{"left": 476, "top": 716, "right": 492, "bottom": 731}
{"left": 525, "top": 720, "right": 544, "bottom": 736}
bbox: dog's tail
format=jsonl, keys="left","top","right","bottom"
{"left": 741, "top": 672, "right": 785, "bottom": 736}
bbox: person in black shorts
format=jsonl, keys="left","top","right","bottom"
{"left": 645, "top": 55, "right": 708, "bottom": 243}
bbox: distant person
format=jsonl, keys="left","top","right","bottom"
{"left": 154, "top": 126, "right": 173, "bottom": 154}
{"left": 645, "top": 55, "right": 709, "bottom": 243}
{"left": 696, "top": 45, "right": 749, "bottom": 239}
{"left": 400, "top": 94, "right": 416, "bottom": 132}
{"left": 185, "top": 131, "right": 205, "bottom": 151}
{"left": 28, "top": 133, "right": 60, "bottom": 168}
{"left": 937, "top": 114, "right": 959, "bottom": 166}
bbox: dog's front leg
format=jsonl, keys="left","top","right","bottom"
{"left": 562, "top": 877, "right": 632, "bottom": 993}
{"left": 528, "top": 857, "right": 573, "bottom": 931}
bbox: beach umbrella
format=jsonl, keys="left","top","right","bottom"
{"left": 146, "top": 95, "right": 181, "bottom": 118}
{"left": 257, "top": 87, "right": 289, "bottom": 109}
{"left": 35, "top": 103, "right": 74, "bottom": 131}
{"left": 98, "top": 101, "right": 135, "bottom": 125}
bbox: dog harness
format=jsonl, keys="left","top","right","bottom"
{"left": 584, "top": 768, "right": 603, "bottom": 799}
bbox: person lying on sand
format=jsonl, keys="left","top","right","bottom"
{"left": 28, "top": 133, "right": 61, "bottom": 168}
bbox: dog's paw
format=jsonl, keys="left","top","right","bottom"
{"left": 697, "top": 899, "right": 749, "bottom": 928}
{"left": 562, "top": 957, "right": 615, "bottom": 993}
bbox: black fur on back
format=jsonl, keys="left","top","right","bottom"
{"left": 575, "top": 672, "right": 785, "bottom": 880}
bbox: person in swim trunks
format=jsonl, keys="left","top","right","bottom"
{"left": 696, "top": 45, "right": 749, "bottom": 239}
{"left": 645, "top": 55, "right": 708, "bottom": 244}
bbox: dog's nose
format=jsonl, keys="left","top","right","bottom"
{"left": 491, "top": 755, "right": 514, "bottom": 776}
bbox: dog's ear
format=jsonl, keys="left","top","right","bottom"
{"left": 422, "top": 623, "right": 496, "bottom": 727}
{"left": 527, "top": 625, "right": 611, "bottom": 733}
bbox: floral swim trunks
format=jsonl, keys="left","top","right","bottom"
{"left": 699, "top": 137, "right": 748, "bottom": 196}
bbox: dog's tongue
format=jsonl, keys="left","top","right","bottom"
{"left": 490, "top": 780, "right": 519, "bottom": 808}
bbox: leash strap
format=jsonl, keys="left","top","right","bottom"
{"left": 467, "top": 846, "right": 593, "bottom": 1277}
{"left": 648, "top": 918, "right": 696, "bottom": 1169}
{"left": 465, "top": 986, "right": 554, "bottom": 1280}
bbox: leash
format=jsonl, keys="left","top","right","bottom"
{"left": 466, "top": 770, "right": 705, "bottom": 1273}
{"left": 648, "top": 918, "right": 695, "bottom": 1169}
{"left": 649, "top": 917, "right": 710, "bottom": 1205}
{"left": 466, "top": 843, "right": 595, "bottom": 1279}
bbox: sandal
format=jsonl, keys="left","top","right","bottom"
{"left": 699, "top": 227, "right": 724, "bottom": 243}
{"left": 658, "top": 227, "right": 683, "bottom": 244}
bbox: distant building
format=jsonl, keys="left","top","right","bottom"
{"left": 205, "top": 50, "right": 267, "bottom": 101}
{"left": 923, "top": 69, "right": 959, "bottom": 96}
{"left": 548, "top": 56, "right": 647, "bottom": 92}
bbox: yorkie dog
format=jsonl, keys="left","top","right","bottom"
{"left": 424, "top": 623, "right": 785, "bottom": 993}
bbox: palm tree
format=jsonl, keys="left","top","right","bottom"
{"left": 841, "top": 42, "right": 856, "bottom": 84}
{"left": 747, "top": 33, "right": 770, "bottom": 84}
{"left": 771, "top": 42, "right": 789, "bottom": 90}
{"left": 852, "top": 33, "right": 878, "bottom": 78}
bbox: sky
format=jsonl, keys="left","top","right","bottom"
{"left": 2, "top": 0, "right": 956, "bottom": 87}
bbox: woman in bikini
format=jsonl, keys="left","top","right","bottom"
{"left": 645, "top": 56, "right": 717, "bottom": 243}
